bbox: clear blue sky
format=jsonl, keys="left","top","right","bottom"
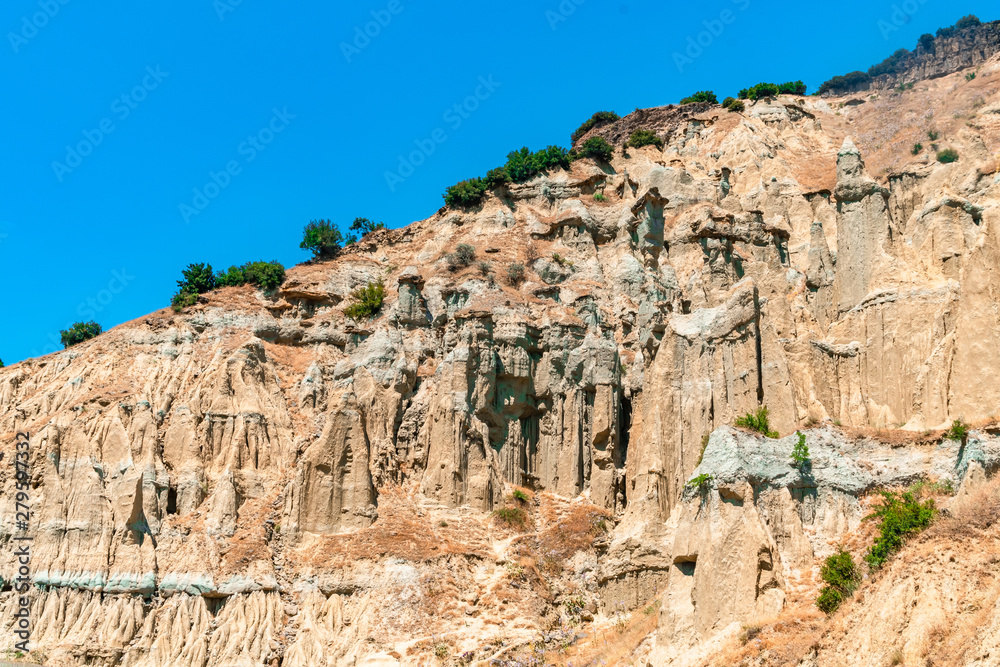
{"left": 0, "top": 0, "right": 995, "bottom": 364}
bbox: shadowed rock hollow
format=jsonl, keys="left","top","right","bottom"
{"left": 4, "top": 50, "right": 1000, "bottom": 667}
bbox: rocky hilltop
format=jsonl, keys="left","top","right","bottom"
{"left": 3, "top": 45, "right": 1000, "bottom": 667}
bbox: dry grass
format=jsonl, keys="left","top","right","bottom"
{"left": 710, "top": 605, "right": 826, "bottom": 667}
{"left": 290, "top": 487, "right": 490, "bottom": 569}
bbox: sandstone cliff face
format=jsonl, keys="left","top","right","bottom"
{"left": 2, "top": 55, "right": 1000, "bottom": 666}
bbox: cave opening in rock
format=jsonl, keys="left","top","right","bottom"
{"left": 166, "top": 486, "right": 178, "bottom": 515}
{"left": 619, "top": 392, "right": 632, "bottom": 468}
{"left": 674, "top": 555, "right": 697, "bottom": 577}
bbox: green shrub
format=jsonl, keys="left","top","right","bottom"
{"left": 864, "top": 491, "right": 936, "bottom": 570}
{"left": 444, "top": 177, "right": 488, "bottom": 209}
{"left": 475, "top": 260, "right": 491, "bottom": 276}
{"left": 493, "top": 507, "right": 529, "bottom": 530}
{"left": 571, "top": 110, "right": 620, "bottom": 143}
{"left": 817, "top": 548, "right": 860, "bottom": 614}
{"left": 944, "top": 418, "right": 970, "bottom": 441}
{"left": 918, "top": 33, "right": 935, "bottom": 51}
{"left": 171, "top": 291, "right": 199, "bottom": 312}
{"left": 573, "top": 136, "right": 614, "bottom": 163}
{"left": 722, "top": 97, "right": 745, "bottom": 112}
{"left": 349, "top": 217, "right": 386, "bottom": 236}
{"left": 626, "top": 129, "right": 663, "bottom": 150}
{"left": 739, "top": 83, "right": 780, "bottom": 100}
{"left": 912, "top": 143, "right": 923, "bottom": 155}
{"left": 937, "top": 148, "right": 959, "bottom": 163}
{"left": 928, "top": 129, "right": 939, "bottom": 140}
{"left": 215, "top": 265, "right": 246, "bottom": 288}
{"left": 503, "top": 146, "right": 571, "bottom": 183}
{"left": 0, "top": 358, "right": 4, "bottom": 369}
{"left": 791, "top": 431, "right": 811, "bottom": 469}
{"left": 60, "top": 321, "right": 103, "bottom": 348}
{"left": 777, "top": 80, "right": 807, "bottom": 95}
{"left": 966, "top": 71, "right": 977, "bottom": 81}
{"left": 816, "top": 71, "right": 871, "bottom": 96}
{"left": 512, "top": 489, "right": 530, "bottom": 503}
{"left": 242, "top": 261, "right": 286, "bottom": 291}
{"left": 593, "top": 192, "right": 607, "bottom": 202}
{"left": 300, "top": 219, "right": 346, "bottom": 257}
{"left": 954, "top": 14, "right": 981, "bottom": 31}
{"left": 446, "top": 244, "right": 476, "bottom": 271}
{"left": 505, "top": 262, "right": 526, "bottom": 286}
{"left": 735, "top": 406, "right": 779, "bottom": 438}
{"left": 679, "top": 90, "right": 717, "bottom": 105}
{"left": 868, "top": 48, "right": 910, "bottom": 78}
{"left": 343, "top": 280, "right": 386, "bottom": 320}
{"left": 484, "top": 167, "right": 510, "bottom": 190}
{"left": 686, "top": 473, "right": 714, "bottom": 490}
{"left": 177, "top": 263, "right": 216, "bottom": 294}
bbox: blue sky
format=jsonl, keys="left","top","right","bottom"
{"left": 0, "top": 0, "right": 995, "bottom": 364}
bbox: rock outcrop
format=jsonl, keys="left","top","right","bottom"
{"left": 2, "top": 51, "right": 1000, "bottom": 666}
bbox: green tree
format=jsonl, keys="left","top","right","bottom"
{"left": 571, "top": 111, "right": 620, "bottom": 143}
{"left": 679, "top": 90, "right": 717, "bottom": 104}
{"left": 349, "top": 217, "right": 386, "bottom": 236}
{"left": 178, "top": 263, "right": 216, "bottom": 294}
{"left": 791, "top": 431, "right": 811, "bottom": 469}
{"left": 574, "top": 136, "right": 614, "bottom": 163}
{"left": 300, "top": 219, "right": 346, "bottom": 257}
{"left": 443, "top": 178, "right": 488, "bottom": 208}
{"left": 61, "top": 321, "right": 103, "bottom": 348}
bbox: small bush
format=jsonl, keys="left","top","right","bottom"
{"left": 571, "top": 110, "right": 620, "bottom": 143}
{"left": 739, "top": 82, "right": 780, "bottom": 100}
{"left": 0, "top": 359, "right": 4, "bottom": 369}
{"left": 864, "top": 490, "right": 936, "bottom": 570}
{"left": 626, "top": 129, "right": 664, "bottom": 150}
{"left": 912, "top": 143, "right": 923, "bottom": 155}
{"left": 791, "top": 431, "right": 811, "bottom": 469}
{"left": 171, "top": 291, "right": 199, "bottom": 312}
{"left": 573, "top": 136, "right": 614, "bottom": 163}
{"left": 177, "top": 262, "right": 216, "bottom": 294}
{"left": 503, "top": 145, "right": 571, "bottom": 183}
{"left": 444, "top": 243, "right": 477, "bottom": 271}
{"left": 944, "top": 418, "right": 970, "bottom": 441}
{"left": 343, "top": 280, "right": 386, "bottom": 320}
{"left": 484, "top": 167, "right": 510, "bottom": 190}
{"left": 512, "top": 489, "right": 530, "bottom": 503}
{"left": 300, "top": 220, "right": 345, "bottom": 257}
{"left": 443, "top": 177, "right": 488, "bottom": 209}
{"left": 349, "top": 217, "right": 386, "bottom": 236}
{"left": 954, "top": 14, "right": 981, "bottom": 31}
{"left": 735, "top": 406, "right": 779, "bottom": 438}
{"left": 493, "top": 507, "right": 529, "bottom": 530}
{"left": 937, "top": 148, "right": 959, "bottom": 164}
{"left": 777, "top": 80, "right": 807, "bottom": 95}
{"left": 215, "top": 265, "right": 246, "bottom": 288}
{"left": 966, "top": 71, "right": 977, "bottom": 81}
{"left": 593, "top": 192, "right": 607, "bottom": 202}
{"left": 679, "top": 90, "right": 717, "bottom": 105}
{"left": 928, "top": 129, "right": 939, "bottom": 140}
{"left": 918, "top": 33, "right": 935, "bottom": 51}
{"left": 61, "top": 321, "right": 103, "bottom": 348}
{"left": 474, "top": 260, "right": 491, "bottom": 276}
{"left": 686, "top": 473, "right": 714, "bottom": 490}
{"left": 721, "top": 97, "right": 746, "bottom": 112}
{"left": 242, "top": 261, "right": 286, "bottom": 291}
{"left": 505, "top": 262, "right": 526, "bottom": 286}
{"left": 817, "top": 549, "right": 860, "bottom": 615}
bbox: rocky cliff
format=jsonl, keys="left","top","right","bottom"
{"left": 3, "top": 49, "right": 1000, "bottom": 667}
